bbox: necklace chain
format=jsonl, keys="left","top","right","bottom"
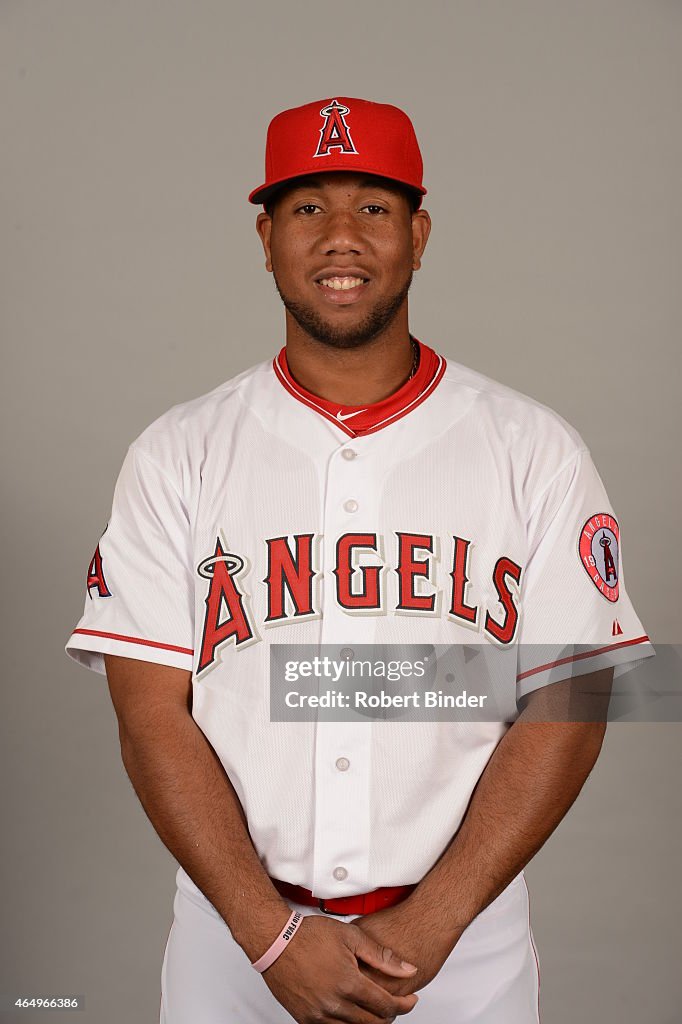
{"left": 408, "top": 338, "right": 420, "bottom": 381}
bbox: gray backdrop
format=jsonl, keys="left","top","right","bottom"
{"left": 2, "top": 1, "right": 680, "bottom": 1022}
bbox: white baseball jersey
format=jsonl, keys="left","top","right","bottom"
{"left": 65, "top": 337, "right": 654, "bottom": 898}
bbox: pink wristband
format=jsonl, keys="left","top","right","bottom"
{"left": 251, "top": 910, "right": 304, "bottom": 973}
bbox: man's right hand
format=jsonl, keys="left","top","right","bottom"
{"left": 260, "top": 914, "right": 420, "bottom": 1023}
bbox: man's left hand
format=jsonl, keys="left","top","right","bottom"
{"left": 351, "top": 898, "right": 465, "bottom": 997}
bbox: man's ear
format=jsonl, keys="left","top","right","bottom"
{"left": 256, "top": 212, "right": 273, "bottom": 273}
{"left": 411, "top": 208, "right": 431, "bottom": 271}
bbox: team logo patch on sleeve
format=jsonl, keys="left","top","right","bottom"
{"left": 86, "top": 541, "right": 111, "bottom": 599}
{"left": 578, "top": 513, "right": 620, "bottom": 602}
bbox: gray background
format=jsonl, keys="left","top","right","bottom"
{"left": 2, "top": 1, "right": 680, "bottom": 1021}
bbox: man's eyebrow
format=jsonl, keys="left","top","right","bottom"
{"left": 285, "top": 176, "right": 399, "bottom": 193}
{"left": 357, "top": 177, "right": 400, "bottom": 190}
{"left": 282, "top": 178, "right": 319, "bottom": 193}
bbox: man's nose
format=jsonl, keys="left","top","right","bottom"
{"left": 318, "top": 210, "right": 365, "bottom": 253}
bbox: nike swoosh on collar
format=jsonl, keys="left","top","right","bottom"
{"left": 336, "top": 409, "right": 367, "bottom": 422}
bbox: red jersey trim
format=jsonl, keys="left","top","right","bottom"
{"left": 516, "top": 634, "right": 651, "bottom": 682}
{"left": 273, "top": 358, "right": 356, "bottom": 437}
{"left": 72, "top": 628, "right": 194, "bottom": 657}
{"left": 358, "top": 355, "right": 446, "bottom": 437}
{"left": 272, "top": 338, "right": 446, "bottom": 437}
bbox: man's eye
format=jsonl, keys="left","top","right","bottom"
{"left": 294, "top": 204, "right": 387, "bottom": 215}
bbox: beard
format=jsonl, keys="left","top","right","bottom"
{"left": 272, "top": 267, "right": 413, "bottom": 350}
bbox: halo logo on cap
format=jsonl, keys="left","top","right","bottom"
{"left": 248, "top": 95, "right": 426, "bottom": 206}
{"left": 314, "top": 99, "right": 358, "bottom": 159}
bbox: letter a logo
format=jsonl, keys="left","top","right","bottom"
{"left": 314, "top": 99, "right": 358, "bottom": 158}
{"left": 197, "top": 538, "right": 254, "bottom": 674}
{"left": 87, "top": 541, "right": 111, "bottom": 599}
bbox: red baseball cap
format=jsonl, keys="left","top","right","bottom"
{"left": 248, "top": 96, "right": 426, "bottom": 208}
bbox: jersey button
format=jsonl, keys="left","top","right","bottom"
{"left": 342, "top": 448, "right": 357, "bottom": 460}
{"left": 335, "top": 757, "right": 350, "bottom": 772}
{"left": 343, "top": 499, "right": 359, "bottom": 513}
{"left": 340, "top": 647, "right": 354, "bottom": 660}
{"left": 333, "top": 866, "right": 348, "bottom": 881}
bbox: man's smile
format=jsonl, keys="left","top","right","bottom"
{"left": 318, "top": 275, "right": 367, "bottom": 290}
{"left": 314, "top": 276, "right": 370, "bottom": 305}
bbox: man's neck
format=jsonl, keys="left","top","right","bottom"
{"left": 283, "top": 319, "right": 416, "bottom": 407}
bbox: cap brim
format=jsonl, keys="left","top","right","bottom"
{"left": 248, "top": 170, "right": 426, "bottom": 208}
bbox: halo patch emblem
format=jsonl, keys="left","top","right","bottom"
{"left": 578, "top": 512, "right": 620, "bottom": 602}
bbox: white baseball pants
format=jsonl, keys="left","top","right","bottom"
{"left": 160, "top": 867, "right": 541, "bottom": 1023}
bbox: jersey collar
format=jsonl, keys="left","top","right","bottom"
{"left": 272, "top": 336, "right": 446, "bottom": 437}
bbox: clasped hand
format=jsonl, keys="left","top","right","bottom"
{"left": 354, "top": 897, "right": 463, "bottom": 997}
{"left": 261, "top": 896, "right": 463, "bottom": 1024}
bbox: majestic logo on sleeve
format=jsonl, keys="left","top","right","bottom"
{"left": 314, "top": 99, "right": 358, "bottom": 158}
{"left": 86, "top": 539, "right": 111, "bottom": 598}
{"left": 578, "top": 513, "right": 620, "bottom": 602}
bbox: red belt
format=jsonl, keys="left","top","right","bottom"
{"left": 270, "top": 877, "right": 417, "bottom": 916}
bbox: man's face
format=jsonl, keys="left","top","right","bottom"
{"left": 256, "top": 172, "right": 431, "bottom": 349}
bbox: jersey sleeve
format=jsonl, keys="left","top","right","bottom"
{"left": 65, "top": 444, "right": 195, "bottom": 676}
{"left": 515, "top": 447, "right": 655, "bottom": 701}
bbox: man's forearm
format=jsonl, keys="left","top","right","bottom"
{"left": 118, "top": 708, "right": 291, "bottom": 961}
{"left": 406, "top": 684, "right": 608, "bottom": 937}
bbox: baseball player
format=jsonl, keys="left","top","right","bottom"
{"left": 65, "top": 96, "right": 655, "bottom": 1024}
